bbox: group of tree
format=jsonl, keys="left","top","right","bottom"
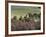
{"left": 11, "top": 12, "right": 41, "bottom": 31}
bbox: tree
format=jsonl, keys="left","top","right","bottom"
{"left": 19, "top": 16, "right": 22, "bottom": 20}
{"left": 24, "top": 15, "right": 28, "bottom": 22}
{"left": 13, "top": 16, "right": 17, "bottom": 20}
{"left": 28, "top": 13, "right": 32, "bottom": 18}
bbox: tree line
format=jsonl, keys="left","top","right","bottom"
{"left": 11, "top": 13, "right": 41, "bottom": 31}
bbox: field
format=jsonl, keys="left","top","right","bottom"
{"left": 11, "top": 6, "right": 41, "bottom": 31}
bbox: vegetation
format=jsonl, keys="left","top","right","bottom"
{"left": 11, "top": 13, "right": 41, "bottom": 31}
{"left": 11, "top": 6, "right": 41, "bottom": 31}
